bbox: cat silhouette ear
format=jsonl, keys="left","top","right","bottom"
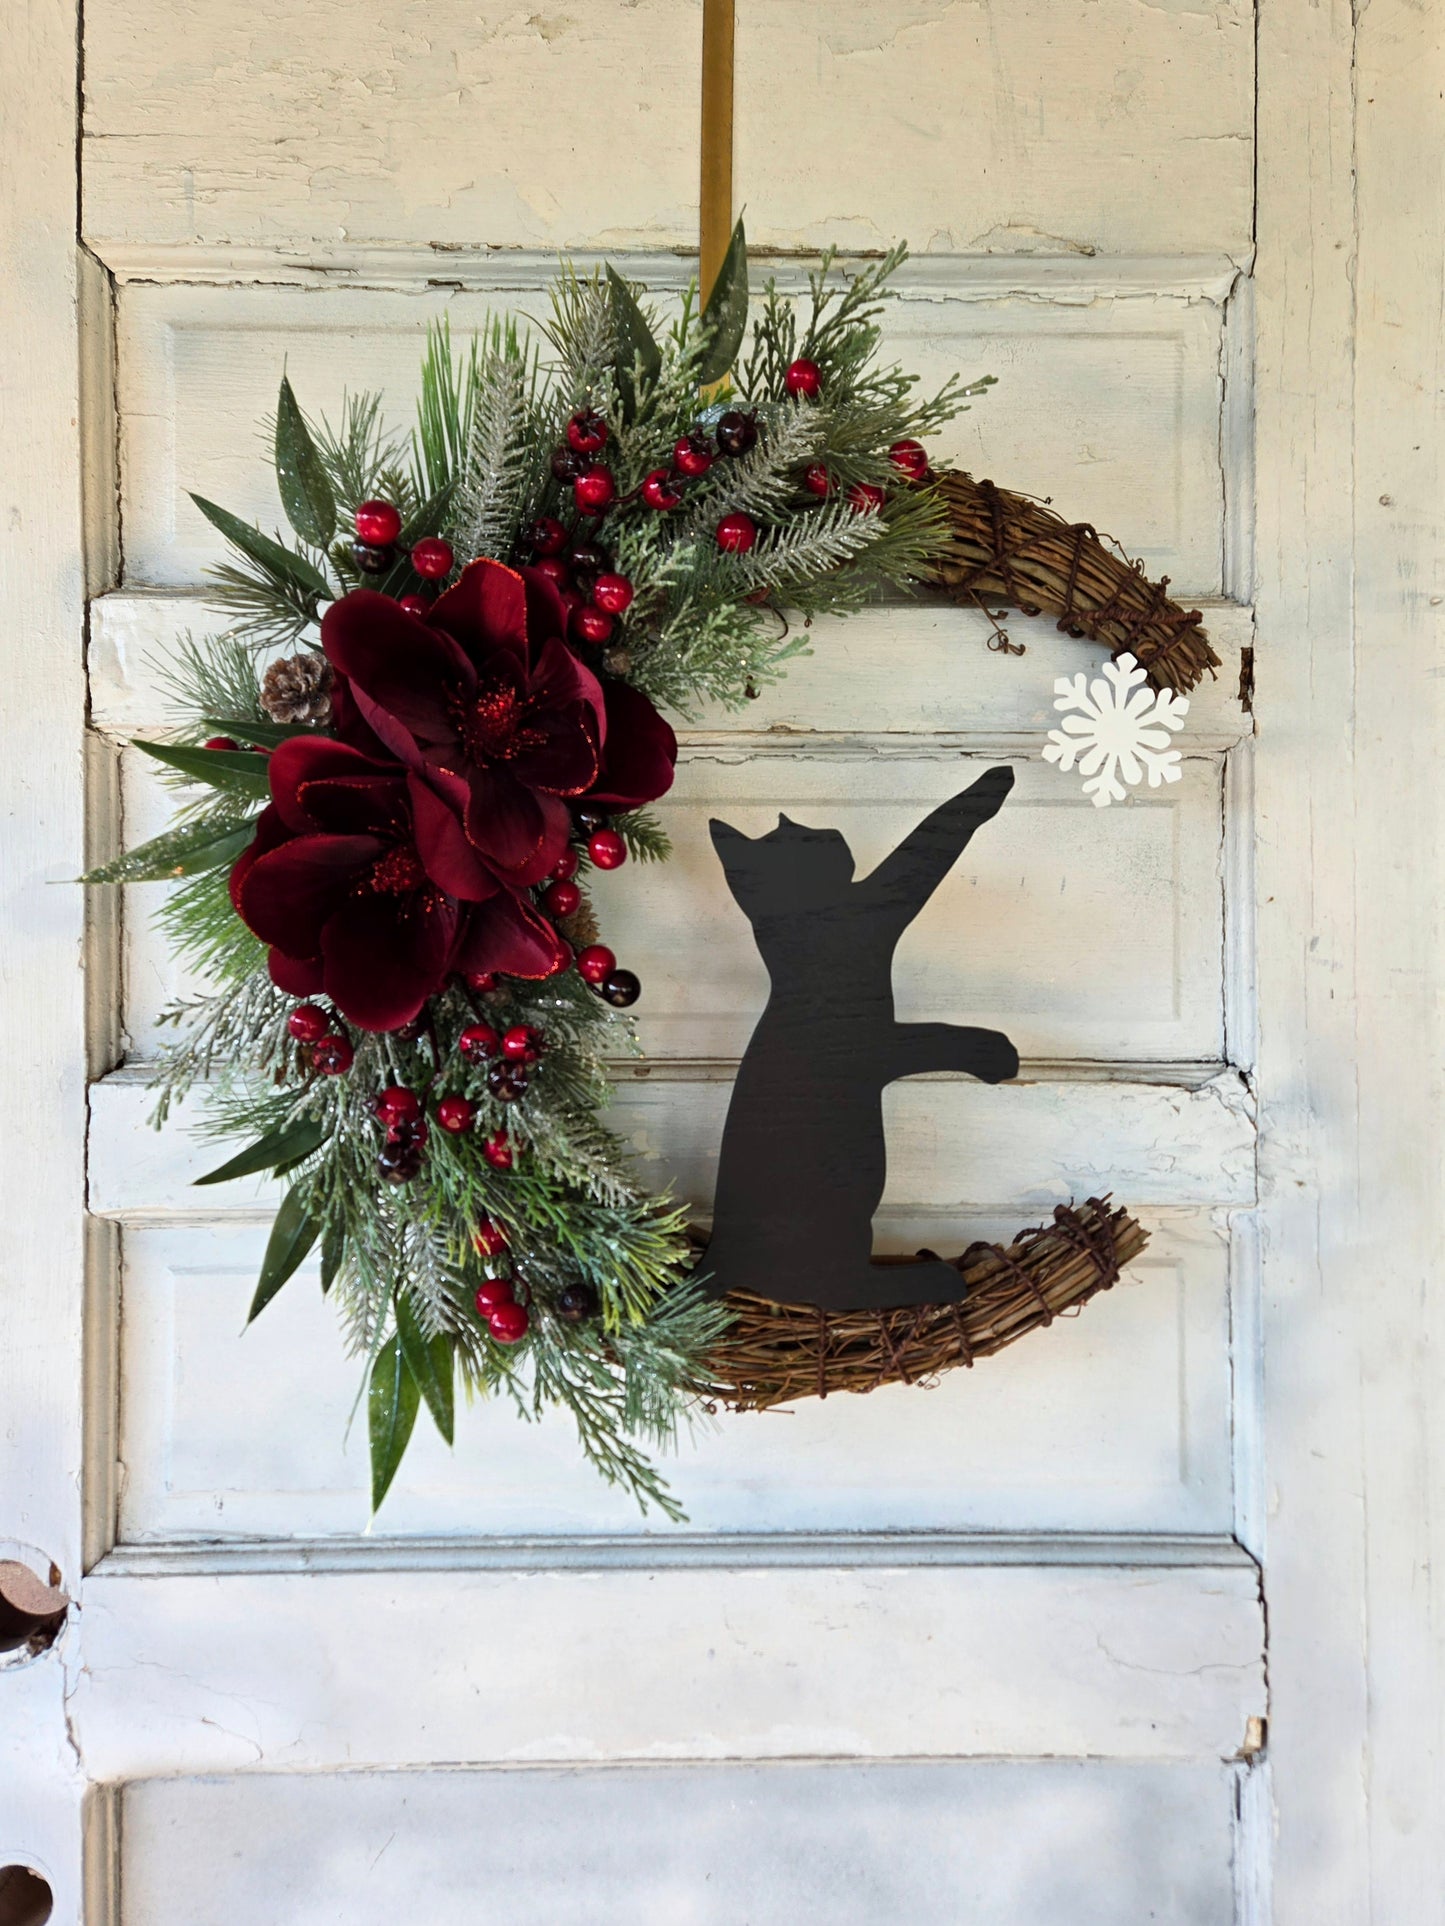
{"left": 709, "top": 817, "right": 753, "bottom": 857}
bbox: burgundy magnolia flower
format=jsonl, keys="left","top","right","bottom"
{"left": 588, "top": 675, "right": 679, "bottom": 809}
{"left": 230, "top": 736, "right": 567, "bottom": 1031}
{"left": 322, "top": 560, "right": 676, "bottom": 885}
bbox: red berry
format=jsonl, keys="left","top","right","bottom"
{"left": 784, "top": 357, "right": 822, "bottom": 398}
{"left": 375, "top": 1085, "right": 422, "bottom": 1127}
{"left": 436, "top": 1095, "right": 476, "bottom": 1135}
{"left": 591, "top": 572, "right": 634, "bottom": 616}
{"left": 581, "top": 612, "right": 620, "bottom": 650}
{"left": 716, "top": 512, "right": 757, "bottom": 554}
{"left": 533, "top": 556, "right": 571, "bottom": 591}
{"left": 577, "top": 943, "right": 616, "bottom": 986}
{"left": 574, "top": 465, "right": 617, "bottom": 514}
{"left": 313, "top": 1033, "right": 354, "bottom": 1075}
{"left": 204, "top": 735, "right": 240, "bottom": 752}
{"left": 459, "top": 1024, "right": 500, "bottom": 1065}
{"left": 559, "top": 587, "right": 584, "bottom": 618}
{"left": 889, "top": 439, "right": 929, "bottom": 482}
{"left": 803, "top": 463, "right": 833, "bottom": 498}
{"left": 527, "top": 516, "right": 570, "bottom": 557}
{"left": 641, "top": 468, "right": 684, "bottom": 511}
{"left": 411, "top": 537, "right": 454, "bottom": 580}
{"left": 397, "top": 594, "right": 430, "bottom": 616}
{"left": 472, "top": 1220, "right": 510, "bottom": 1259}
{"left": 388, "top": 1116, "right": 428, "bottom": 1148}
{"left": 566, "top": 409, "right": 609, "bottom": 455}
{"left": 571, "top": 605, "right": 614, "bottom": 646}
{"left": 550, "top": 846, "right": 579, "bottom": 882}
{"left": 673, "top": 433, "right": 713, "bottom": 478}
{"left": 482, "top": 1131, "right": 514, "bottom": 1171}
{"left": 287, "top": 1002, "right": 329, "bottom": 1043}
{"left": 502, "top": 1025, "right": 542, "bottom": 1064}
{"left": 588, "top": 828, "right": 627, "bottom": 870}
{"left": 488, "top": 1301, "right": 530, "bottom": 1343}
{"left": 465, "top": 971, "right": 498, "bottom": 993}
{"left": 475, "top": 1277, "right": 514, "bottom": 1316}
{"left": 848, "top": 483, "right": 886, "bottom": 515}
{"left": 543, "top": 877, "right": 582, "bottom": 918}
{"left": 354, "top": 500, "right": 402, "bottom": 546}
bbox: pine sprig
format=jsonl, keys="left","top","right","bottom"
{"left": 446, "top": 321, "right": 551, "bottom": 565}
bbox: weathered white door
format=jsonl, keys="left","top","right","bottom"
{"left": 3, "top": 3, "right": 1441, "bottom": 1920}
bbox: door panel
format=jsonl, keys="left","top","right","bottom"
{"left": 81, "top": 1, "right": 706, "bottom": 255}
{"left": 90, "top": 1066, "right": 1254, "bottom": 1221}
{"left": 114, "top": 746, "right": 1228, "bottom": 1064}
{"left": 736, "top": 0, "right": 1254, "bottom": 260}
{"left": 114, "top": 279, "right": 1232, "bottom": 595}
{"left": 119, "top": 1762, "right": 1241, "bottom": 1926}
{"left": 81, "top": 0, "right": 1254, "bottom": 263}
{"left": 113, "top": 1215, "right": 1231, "bottom": 1538}
{"left": 74, "top": 1556, "right": 1263, "bottom": 1776}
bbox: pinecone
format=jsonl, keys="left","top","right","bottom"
{"left": 557, "top": 889, "right": 600, "bottom": 951}
{"left": 261, "top": 652, "right": 334, "bottom": 726}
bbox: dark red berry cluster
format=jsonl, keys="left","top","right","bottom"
{"left": 289, "top": 1002, "right": 354, "bottom": 1074}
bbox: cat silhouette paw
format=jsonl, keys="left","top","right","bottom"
{"left": 892, "top": 1022, "right": 1019, "bottom": 1085}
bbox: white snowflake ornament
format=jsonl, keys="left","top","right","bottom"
{"left": 1040, "top": 652, "right": 1189, "bottom": 808}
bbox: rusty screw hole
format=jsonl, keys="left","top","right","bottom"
{"left": 0, "top": 1866, "right": 54, "bottom": 1926}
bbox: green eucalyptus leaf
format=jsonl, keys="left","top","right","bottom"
{"left": 195, "top": 1119, "right": 327, "bottom": 1188}
{"left": 606, "top": 266, "right": 662, "bottom": 423}
{"left": 320, "top": 1226, "right": 343, "bottom": 1297}
{"left": 134, "top": 739, "right": 273, "bottom": 796}
{"left": 369, "top": 1334, "right": 420, "bottom": 1511}
{"left": 203, "top": 714, "right": 317, "bottom": 751}
{"left": 395, "top": 1292, "right": 455, "bottom": 1446}
{"left": 275, "top": 376, "right": 337, "bottom": 549}
{"left": 696, "top": 217, "right": 749, "bottom": 386}
{"left": 190, "top": 493, "right": 331, "bottom": 601}
{"left": 247, "top": 1183, "right": 321, "bottom": 1323}
{"left": 80, "top": 813, "right": 255, "bottom": 885}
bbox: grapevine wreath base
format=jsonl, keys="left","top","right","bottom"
{"left": 705, "top": 1197, "right": 1147, "bottom": 1411}
{"left": 929, "top": 470, "right": 1220, "bottom": 695}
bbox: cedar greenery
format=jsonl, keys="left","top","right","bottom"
{"left": 89, "top": 229, "right": 989, "bottom": 1516}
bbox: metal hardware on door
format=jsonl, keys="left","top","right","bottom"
{"left": 0, "top": 1867, "right": 53, "bottom": 1926}
{"left": 0, "top": 1559, "right": 69, "bottom": 1659}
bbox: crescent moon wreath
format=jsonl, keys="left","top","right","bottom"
{"left": 87, "top": 231, "right": 1214, "bottom": 1518}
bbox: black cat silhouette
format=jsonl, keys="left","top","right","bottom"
{"left": 704, "top": 765, "right": 1019, "bottom": 1311}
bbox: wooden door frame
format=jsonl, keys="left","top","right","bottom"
{"left": 2, "top": 0, "right": 1442, "bottom": 1918}
{"left": 0, "top": 0, "right": 94, "bottom": 1913}
{"left": 1255, "top": 0, "right": 1445, "bottom": 1918}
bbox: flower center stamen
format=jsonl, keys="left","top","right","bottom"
{"left": 366, "top": 845, "right": 426, "bottom": 895}
{"left": 453, "top": 681, "right": 549, "bottom": 765}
